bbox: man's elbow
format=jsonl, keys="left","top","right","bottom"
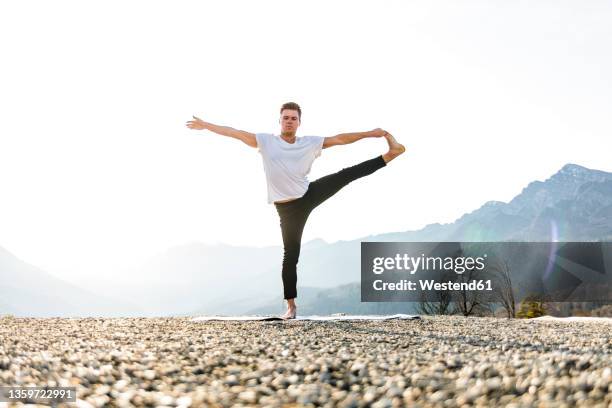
{"left": 323, "top": 135, "right": 345, "bottom": 149}
{"left": 244, "top": 137, "right": 258, "bottom": 148}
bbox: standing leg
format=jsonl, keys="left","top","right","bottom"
{"left": 275, "top": 201, "right": 310, "bottom": 317}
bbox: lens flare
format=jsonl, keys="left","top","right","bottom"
{"left": 543, "top": 220, "right": 559, "bottom": 281}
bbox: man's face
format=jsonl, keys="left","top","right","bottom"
{"left": 280, "top": 109, "right": 300, "bottom": 133}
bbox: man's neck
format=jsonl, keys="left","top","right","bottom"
{"left": 280, "top": 131, "right": 297, "bottom": 143}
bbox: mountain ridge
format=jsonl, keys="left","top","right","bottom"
{"left": 3, "top": 163, "right": 612, "bottom": 316}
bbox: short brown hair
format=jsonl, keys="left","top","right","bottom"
{"left": 280, "top": 102, "right": 302, "bottom": 121}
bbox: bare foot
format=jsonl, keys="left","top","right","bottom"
{"left": 382, "top": 133, "right": 406, "bottom": 163}
{"left": 281, "top": 306, "right": 296, "bottom": 320}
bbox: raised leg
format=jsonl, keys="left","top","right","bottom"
{"left": 303, "top": 155, "right": 388, "bottom": 211}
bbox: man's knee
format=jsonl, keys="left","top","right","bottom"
{"left": 282, "top": 245, "right": 301, "bottom": 264}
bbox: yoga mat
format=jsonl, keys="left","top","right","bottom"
{"left": 532, "top": 316, "right": 612, "bottom": 324}
{"left": 191, "top": 314, "right": 420, "bottom": 322}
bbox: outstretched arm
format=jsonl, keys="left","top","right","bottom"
{"left": 322, "top": 128, "right": 388, "bottom": 149}
{"left": 185, "top": 116, "right": 257, "bottom": 148}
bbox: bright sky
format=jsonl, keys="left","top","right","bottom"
{"left": 0, "top": 0, "right": 610, "bottom": 282}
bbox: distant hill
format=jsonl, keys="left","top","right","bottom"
{"left": 0, "top": 246, "right": 144, "bottom": 317}
{"left": 3, "top": 163, "right": 612, "bottom": 316}
{"left": 367, "top": 163, "right": 612, "bottom": 242}
{"left": 193, "top": 163, "right": 612, "bottom": 315}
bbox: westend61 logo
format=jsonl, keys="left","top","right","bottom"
{"left": 371, "top": 253, "right": 492, "bottom": 293}
{"left": 361, "top": 242, "right": 612, "bottom": 303}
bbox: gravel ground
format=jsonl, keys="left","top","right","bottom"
{"left": 0, "top": 315, "right": 610, "bottom": 407}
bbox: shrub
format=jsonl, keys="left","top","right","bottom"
{"left": 591, "top": 304, "right": 612, "bottom": 317}
{"left": 516, "top": 300, "right": 546, "bottom": 319}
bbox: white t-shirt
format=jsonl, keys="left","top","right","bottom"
{"left": 255, "top": 133, "right": 325, "bottom": 204}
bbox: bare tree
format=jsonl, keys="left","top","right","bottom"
{"left": 454, "top": 266, "right": 493, "bottom": 316}
{"left": 416, "top": 269, "right": 455, "bottom": 315}
{"left": 418, "top": 247, "right": 493, "bottom": 317}
{"left": 488, "top": 258, "right": 516, "bottom": 318}
{"left": 452, "top": 248, "right": 494, "bottom": 317}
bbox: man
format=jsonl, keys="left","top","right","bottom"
{"left": 186, "top": 102, "right": 405, "bottom": 319}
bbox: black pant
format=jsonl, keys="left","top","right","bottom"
{"left": 274, "top": 155, "right": 387, "bottom": 299}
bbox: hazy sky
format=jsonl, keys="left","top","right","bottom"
{"left": 1, "top": 0, "right": 610, "bottom": 282}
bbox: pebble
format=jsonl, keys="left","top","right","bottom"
{"left": 0, "top": 315, "right": 609, "bottom": 406}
